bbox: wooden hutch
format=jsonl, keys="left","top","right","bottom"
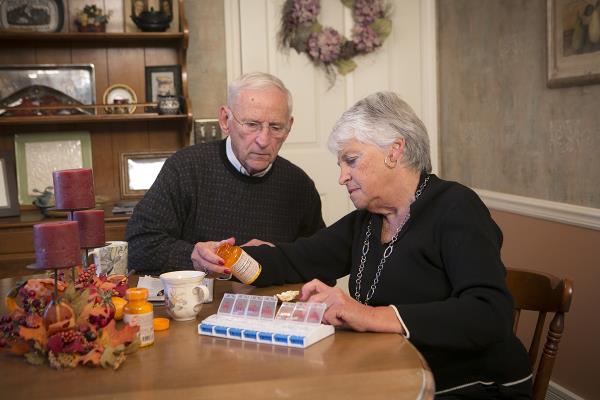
{"left": 0, "top": 0, "right": 191, "bottom": 277}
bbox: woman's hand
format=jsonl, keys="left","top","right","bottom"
{"left": 301, "top": 279, "right": 405, "bottom": 334}
{"left": 191, "top": 237, "right": 234, "bottom": 278}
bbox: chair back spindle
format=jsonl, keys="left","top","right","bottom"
{"left": 506, "top": 267, "right": 573, "bottom": 400}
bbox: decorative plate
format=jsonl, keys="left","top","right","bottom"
{"left": 0, "top": 0, "right": 65, "bottom": 33}
{"left": 103, "top": 84, "right": 137, "bottom": 114}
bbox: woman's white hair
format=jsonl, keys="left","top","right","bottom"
{"left": 227, "top": 72, "right": 293, "bottom": 116}
{"left": 328, "top": 91, "right": 432, "bottom": 173}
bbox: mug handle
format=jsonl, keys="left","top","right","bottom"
{"left": 193, "top": 285, "right": 210, "bottom": 303}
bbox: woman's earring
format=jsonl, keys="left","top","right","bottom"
{"left": 384, "top": 154, "right": 397, "bottom": 169}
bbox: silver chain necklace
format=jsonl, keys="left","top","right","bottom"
{"left": 354, "top": 175, "right": 430, "bottom": 305}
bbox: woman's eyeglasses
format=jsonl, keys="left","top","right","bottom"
{"left": 228, "top": 110, "right": 289, "bottom": 138}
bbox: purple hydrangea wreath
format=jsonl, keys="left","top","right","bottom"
{"left": 279, "top": 0, "right": 392, "bottom": 85}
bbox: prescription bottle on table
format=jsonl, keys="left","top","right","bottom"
{"left": 216, "top": 243, "right": 262, "bottom": 285}
{"left": 123, "top": 287, "right": 154, "bottom": 347}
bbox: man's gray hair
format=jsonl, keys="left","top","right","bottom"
{"left": 228, "top": 72, "right": 293, "bottom": 116}
{"left": 328, "top": 91, "right": 432, "bottom": 173}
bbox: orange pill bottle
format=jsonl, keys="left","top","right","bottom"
{"left": 123, "top": 288, "right": 154, "bottom": 347}
{"left": 216, "top": 243, "right": 262, "bottom": 285}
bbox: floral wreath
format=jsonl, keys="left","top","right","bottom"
{"left": 279, "top": 0, "right": 392, "bottom": 84}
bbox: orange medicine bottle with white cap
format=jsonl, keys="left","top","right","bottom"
{"left": 216, "top": 243, "right": 262, "bottom": 285}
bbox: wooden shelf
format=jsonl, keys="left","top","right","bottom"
{"left": 0, "top": 32, "right": 186, "bottom": 48}
{"left": 0, "top": 1, "right": 191, "bottom": 264}
{"left": 0, "top": 113, "right": 189, "bottom": 127}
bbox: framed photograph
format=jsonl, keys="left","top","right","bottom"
{"left": 0, "top": 150, "right": 19, "bottom": 217}
{"left": 123, "top": 0, "right": 148, "bottom": 32}
{"left": 120, "top": 151, "right": 174, "bottom": 198}
{"left": 0, "top": 0, "right": 65, "bottom": 33}
{"left": 14, "top": 131, "right": 92, "bottom": 205}
{"left": 0, "top": 64, "right": 96, "bottom": 115}
{"left": 547, "top": 0, "right": 600, "bottom": 88}
{"left": 123, "top": 0, "right": 178, "bottom": 33}
{"left": 144, "top": 65, "right": 181, "bottom": 111}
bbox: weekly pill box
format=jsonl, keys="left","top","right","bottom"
{"left": 198, "top": 293, "right": 334, "bottom": 348}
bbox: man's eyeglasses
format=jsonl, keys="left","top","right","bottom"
{"left": 228, "top": 109, "right": 289, "bottom": 138}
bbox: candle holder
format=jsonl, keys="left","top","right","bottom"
{"left": 46, "top": 206, "right": 94, "bottom": 221}
{"left": 48, "top": 207, "right": 107, "bottom": 280}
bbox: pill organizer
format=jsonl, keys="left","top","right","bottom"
{"left": 198, "top": 293, "right": 334, "bottom": 348}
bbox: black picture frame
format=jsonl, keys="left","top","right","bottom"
{"left": 0, "top": 0, "right": 65, "bottom": 33}
{"left": 0, "top": 150, "right": 19, "bottom": 217}
{"left": 144, "top": 65, "right": 182, "bottom": 112}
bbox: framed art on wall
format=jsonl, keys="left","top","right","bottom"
{"left": 0, "top": 0, "right": 65, "bottom": 32}
{"left": 119, "top": 151, "right": 174, "bottom": 198}
{"left": 0, "top": 150, "right": 19, "bottom": 217}
{"left": 547, "top": 0, "right": 600, "bottom": 88}
{"left": 14, "top": 131, "right": 93, "bottom": 205}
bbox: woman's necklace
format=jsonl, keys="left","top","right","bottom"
{"left": 354, "top": 175, "right": 430, "bottom": 305}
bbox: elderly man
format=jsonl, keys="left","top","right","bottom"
{"left": 125, "top": 72, "right": 325, "bottom": 275}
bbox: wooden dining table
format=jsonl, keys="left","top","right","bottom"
{"left": 0, "top": 275, "right": 435, "bottom": 399}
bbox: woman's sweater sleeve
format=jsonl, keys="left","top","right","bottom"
{"left": 245, "top": 212, "right": 359, "bottom": 287}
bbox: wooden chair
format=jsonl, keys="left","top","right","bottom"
{"left": 506, "top": 267, "right": 574, "bottom": 400}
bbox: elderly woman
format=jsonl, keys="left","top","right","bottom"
{"left": 193, "top": 92, "right": 532, "bottom": 399}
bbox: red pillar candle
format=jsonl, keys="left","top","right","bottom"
{"left": 52, "top": 168, "right": 95, "bottom": 210}
{"left": 33, "top": 221, "right": 81, "bottom": 269}
{"left": 73, "top": 209, "right": 105, "bottom": 247}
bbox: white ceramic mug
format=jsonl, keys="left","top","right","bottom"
{"left": 202, "top": 277, "right": 214, "bottom": 303}
{"left": 159, "top": 271, "right": 210, "bottom": 321}
{"left": 91, "top": 241, "right": 128, "bottom": 276}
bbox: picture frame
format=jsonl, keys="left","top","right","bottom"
{"left": 0, "top": 0, "right": 65, "bottom": 33}
{"left": 123, "top": 0, "right": 178, "bottom": 33}
{"left": 547, "top": 0, "right": 600, "bottom": 88}
{"left": 119, "top": 151, "right": 174, "bottom": 198}
{"left": 123, "top": 0, "right": 148, "bottom": 32}
{"left": 14, "top": 131, "right": 93, "bottom": 205}
{"left": 0, "top": 150, "right": 19, "bottom": 217}
{"left": 144, "top": 65, "right": 181, "bottom": 112}
{"left": 0, "top": 64, "right": 96, "bottom": 115}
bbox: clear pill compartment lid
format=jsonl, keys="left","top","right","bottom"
{"left": 217, "top": 293, "right": 277, "bottom": 320}
{"left": 216, "top": 293, "right": 325, "bottom": 323}
{"left": 276, "top": 301, "right": 326, "bottom": 324}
